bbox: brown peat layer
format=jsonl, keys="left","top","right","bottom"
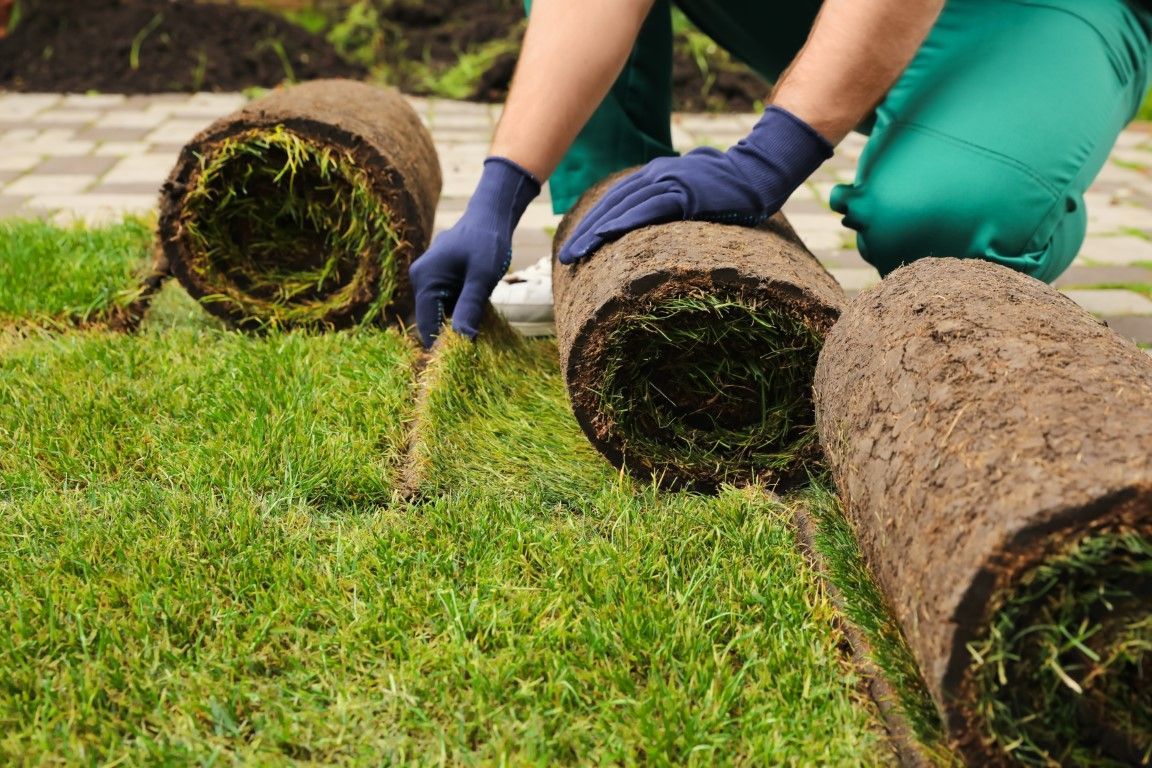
{"left": 813, "top": 258, "right": 1152, "bottom": 766}
{"left": 158, "top": 79, "right": 439, "bottom": 329}
{"left": 553, "top": 179, "right": 845, "bottom": 489}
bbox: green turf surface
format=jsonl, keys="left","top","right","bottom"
{"left": 0, "top": 219, "right": 901, "bottom": 764}
{"left": 0, "top": 217, "right": 156, "bottom": 325}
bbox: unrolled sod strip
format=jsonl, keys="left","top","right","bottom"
{"left": 552, "top": 178, "right": 845, "bottom": 489}
{"left": 159, "top": 79, "right": 440, "bottom": 329}
{"left": 813, "top": 257, "right": 1152, "bottom": 766}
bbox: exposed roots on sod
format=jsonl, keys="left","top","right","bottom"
{"left": 969, "top": 532, "right": 1151, "bottom": 766}
{"left": 595, "top": 291, "right": 822, "bottom": 486}
{"left": 178, "top": 126, "right": 402, "bottom": 329}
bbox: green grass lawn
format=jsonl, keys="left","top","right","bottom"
{"left": 0, "top": 218, "right": 937, "bottom": 764}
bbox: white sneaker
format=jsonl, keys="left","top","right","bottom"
{"left": 491, "top": 254, "right": 555, "bottom": 337}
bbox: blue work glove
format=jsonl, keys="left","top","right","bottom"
{"left": 557, "top": 106, "right": 833, "bottom": 264}
{"left": 409, "top": 156, "right": 540, "bottom": 348}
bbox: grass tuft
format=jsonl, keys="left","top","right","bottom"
{"left": 0, "top": 216, "right": 156, "bottom": 326}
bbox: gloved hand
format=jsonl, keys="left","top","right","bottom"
{"left": 409, "top": 156, "right": 540, "bottom": 348}
{"left": 557, "top": 106, "right": 833, "bottom": 264}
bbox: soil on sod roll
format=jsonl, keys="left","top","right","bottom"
{"left": 0, "top": 0, "right": 363, "bottom": 93}
{"left": 552, "top": 177, "right": 845, "bottom": 490}
{"left": 812, "top": 257, "right": 1152, "bottom": 766}
{"left": 158, "top": 79, "right": 439, "bottom": 329}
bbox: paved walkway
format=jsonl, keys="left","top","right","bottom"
{"left": 3, "top": 92, "right": 1152, "bottom": 345}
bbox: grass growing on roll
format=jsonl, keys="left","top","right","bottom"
{"left": 180, "top": 125, "right": 402, "bottom": 328}
{"left": 595, "top": 291, "right": 823, "bottom": 484}
{"left": 969, "top": 533, "right": 1151, "bottom": 766}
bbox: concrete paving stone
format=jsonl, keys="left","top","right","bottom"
{"left": 0, "top": 127, "right": 41, "bottom": 143}
{"left": 93, "top": 141, "right": 154, "bottom": 157}
{"left": 60, "top": 93, "right": 127, "bottom": 109}
{"left": 1061, "top": 288, "right": 1152, "bottom": 315}
{"left": 125, "top": 93, "right": 193, "bottom": 106}
{"left": 785, "top": 211, "right": 850, "bottom": 252}
{"left": 32, "top": 109, "right": 101, "bottom": 126}
{"left": 428, "top": 112, "right": 494, "bottom": 131}
{"left": 433, "top": 209, "right": 463, "bottom": 231}
{"left": 1108, "top": 148, "right": 1152, "bottom": 170}
{"left": 1077, "top": 234, "right": 1152, "bottom": 266}
{"left": 91, "top": 182, "right": 163, "bottom": 197}
{"left": 0, "top": 94, "right": 61, "bottom": 118}
{"left": 1055, "top": 265, "right": 1152, "bottom": 288}
{"left": 782, "top": 197, "right": 833, "bottom": 216}
{"left": 818, "top": 249, "right": 871, "bottom": 269}
{"left": 76, "top": 126, "right": 153, "bottom": 143}
{"left": 0, "top": 121, "right": 39, "bottom": 132}
{"left": 0, "top": 194, "right": 33, "bottom": 217}
{"left": 32, "top": 155, "right": 118, "bottom": 176}
{"left": 144, "top": 119, "right": 219, "bottom": 145}
{"left": 187, "top": 92, "right": 248, "bottom": 108}
{"left": 1095, "top": 162, "right": 1151, "bottom": 188}
{"left": 829, "top": 267, "right": 880, "bottom": 293}
{"left": 93, "top": 110, "right": 169, "bottom": 129}
{"left": 430, "top": 128, "right": 497, "bottom": 144}
{"left": 426, "top": 97, "right": 489, "bottom": 115}
{"left": 149, "top": 143, "right": 189, "bottom": 157}
{"left": 0, "top": 169, "right": 19, "bottom": 186}
{"left": 810, "top": 181, "right": 839, "bottom": 206}
{"left": 518, "top": 203, "right": 563, "bottom": 232}
{"left": 1102, "top": 315, "right": 1152, "bottom": 345}
{"left": 0, "top": 154, "right": 40, "bottom": 172}
{"left": 441, "top": 174, "right": 484, "bottom": 199}
{"left": 28, "top": 194, "right": 157, "bottom": 222}
{"left": 5, "top": 174, "right": 97, "bottom": 196}
{"left": 1084, "top": 193, "right": 1152, "bottom": 231}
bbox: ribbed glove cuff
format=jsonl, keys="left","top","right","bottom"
{"left": 734, "top": 106, "right": 834, "bottom": 202}
{"left": 467, "top": 156, "right": 542, "bottom": 237}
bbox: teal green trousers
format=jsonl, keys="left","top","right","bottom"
{"left": 530, "top": 0, "right": 1152, "bottom": 283}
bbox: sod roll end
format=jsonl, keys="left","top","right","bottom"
{"left": 814, "top": 257, "right": 1152, "bottom": 766}
{"left": 553, "top": 178, "right": 845, "bottom": 489}
{"left": 159, "top": 79, "right": 440, "bottom": 329}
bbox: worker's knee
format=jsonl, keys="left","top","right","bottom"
{"left": 830, "top": 173, "right": 1084, "bottom": 285}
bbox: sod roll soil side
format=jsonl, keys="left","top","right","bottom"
{"left": 813, "top": 257, "right": 1152, "bottom": 766}
{"left": 159, "top": 79, "right": 440, "bottom": 329}
{"left": 553, "top": 180, "right": 845, "bottom": 488}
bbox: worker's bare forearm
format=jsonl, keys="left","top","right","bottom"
{"left": 773, "top": 0, "right": 945, "bottom": 144}
{"left": 489, "top": 0, "right": 656, "bottom": 180}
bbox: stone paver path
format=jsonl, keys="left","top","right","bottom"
{"left": 3, "top": 92, "right": 1152, "bottom": 345}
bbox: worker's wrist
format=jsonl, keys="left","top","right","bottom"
{"left": 731, "top": 106, "right": 834, "bottom": 204}
{"left": 464, "top": 157, "right": 542, "bottom": 237}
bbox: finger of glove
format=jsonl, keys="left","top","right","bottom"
{"left": 556, "top": 171, "right": 650, "bottom": 264}
{"left": 449, "top": 276, "right": 496, "bottom": 340}
{"left": 561, "top": 190, "right": 683, "bottom": 262}
{"left": 413, "top": 283, "right": 456, "bottom": 348}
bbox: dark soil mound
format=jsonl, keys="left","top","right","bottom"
{"left": 0, "top": 0, "right": 363, "bottom": 93}
{"left": 366, "top": 0, "right": 765, "bottom": 109}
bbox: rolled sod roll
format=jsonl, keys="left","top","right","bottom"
{"left": 813, "top": 257, "right": 1152, "bottom": 766}
{"left": 159, "top": 79, "right": 440, "bottom": 329}
{"left": 553, "top": 179, "right": 845, "bottom": 489}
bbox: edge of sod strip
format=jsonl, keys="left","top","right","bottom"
{"left": 400, "top": 306, "right": 614, "bottom": 502}
{"left": 553, "top": 177, "right": 845, "bottom": 490}
{"left": 158, "top": 79, "right": 440, "bottom": 330}
{"left": 0, "top": 216, "right": 166, "bottom": 332}
{"left": 813, "top": 257, "right": 1152, "bottom": 765}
